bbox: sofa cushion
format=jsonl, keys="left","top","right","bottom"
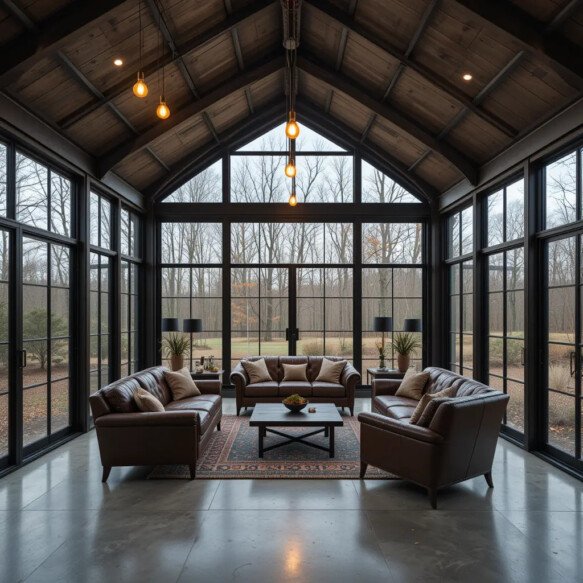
{"left": 282, "top": 363, "right": 309, "bottom": 382}
{"left": 242, "top": 358, "right": 272, "bottom": 384}
{"left": 134, "top": 367, "right": 172, "bottom": 405}
{"left": 164, "top": 368, "right": 201, "bottom": 400}
{"left": 133, "top": 387, "right": 165, "bottom": 412}
{"left": 101, "top": 377, "right": 142, "bottom": 413}
{"left": 166, "top": 397, "right": 216, "bottom": 414}
{"left": 312, "top": 381, "right": 345, "bottom": 397}
{"left": 395, "top": 371, "right": 430, "bottom": 400}
{"left": 245, "top": 381, "right": 279, "bottom": 397}
{"left": 278, "top": 381, "right": 312, "bottom": 397}
{"left": 315, "top": 358, "right": 347, "bottom": 383}
{"left": 416, "top": 396, "right": 457, "bottom": 427}
{"left": 410, "top": 386, "right": 457, "bottom": 424}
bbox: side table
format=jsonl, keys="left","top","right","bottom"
{"left": 366, "top": 367, "right": 405, "bottom": 385}
{"left": 191, "top": 369, "right": 224, "bottom": 385}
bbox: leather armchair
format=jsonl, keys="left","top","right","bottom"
{"left": 359, "top": 367, "right": 509, "bottom": 508}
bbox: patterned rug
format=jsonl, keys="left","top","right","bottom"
{"left": 148, "top": 413, "right": 396, "bottom": 479}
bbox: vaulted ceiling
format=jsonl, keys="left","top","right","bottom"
{"left": 0, "top": 0, "right": 582, "bottom": 199}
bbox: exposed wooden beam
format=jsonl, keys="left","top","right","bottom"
{"left": 324, "top": 89, "right": 333, "bottom": 113}
{"left": 547, "top": 0, "right": 583, "bottom": 32}
{"left": 232, "top": 28, "right": 245, "bottom": 70}
{"left": 148, "top": 100, "right": 284, "bottom": 200}
{"left": 298, "top": 54, "right": 479, "bottom": 184}
{"left": 452, "top": 0, "right": 583, "bottom": 84}
{"left": 408, "top": 150, "right": 431, "bottom": 172}
{"left": 360, "top": 114, "right": 376, "bottom": 143}
{"left": 202, "top": 111, "right": 221, "bottom": 144}
{"left": 57, "top": 0, "right": 275, "bottom": 129}
{"left": 0, "top": 0, "right": 35, "bottom": 30}
{"left": 98, "top": 55, "right": 284, "bottom": 177}
{"left": 0, "top": 0, "right": 129, "bottom": 88}
{"left": 245, "top": 88, "right": 255, "bottom": 114}
{"left": 306, "top": 0, "right": 517, "bottom": 137}
{"left": 335, "top": 27, "right": 348, "bottom": 70}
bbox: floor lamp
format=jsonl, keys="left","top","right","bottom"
{"left": 183, "top": 318, "right": 202, "bottom": 371}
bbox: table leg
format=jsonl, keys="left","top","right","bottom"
{"left": 329, "top": 426, "right": 335, "bottom": 458}
{"left": 324, "top": 425, "right": 329, "bottom": 437}
{"left": 259, "top": 426, "right": 264, "bottom": 458}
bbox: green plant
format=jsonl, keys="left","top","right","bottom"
{"left": 392, "top": 332, "right": 421, "bottom": 357}
{"left": 283, "top": 393, "right": 307, "bottom": 404}
{"left": 23, "top": 309, "right": 68, "bottom": 369}
{"left": 161, "top": 333, "right": 190, "bottom": 358}
{"left": 301, "top": 340, "right": 324, "bottom": 356}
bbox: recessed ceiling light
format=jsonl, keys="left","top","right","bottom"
{"left": 462, "top": 73, "right": 473, "bottom": 81}
{"left": 113, "top": 58, "right": 123, "bottom": 67}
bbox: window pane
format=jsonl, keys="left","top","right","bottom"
{"left": 362, "top": 160, "right": 420, "bottom": 203}
{"left": 448, "top": 213, "right": 460, "bottom": 258}
{"left": 231, "top": 155, "right": 287, "bottom": 202}
{"left": 545, "top": 151, "right": 577, "bottom": 229}
{"left": 90, "top": 192, "right": 99, "bottom": 247}
{"left": 506, "top": 178, "right": 524, "bottom": 241}
{"left": 461, "top": 207, "right": 473, "bottom": 255}
{"left": 100, "top": 197, "right": 111, "bottom": 250}
{"left": 363, "top": 223, "right": 422, "bottom": 264}
{"left": 163, "top": 160, "right": 222, "bottom": 202}
{"left": 296, "top": 156, "right": 353, "bottom": 203}
{"left": 50, "top": 172, "right": 72, "bottom": 237}
{"left": 0, "top": 143, "right": 6, "bottom": 216}
{"left": 16, "top": 152, "right": 48, "bottom": 230}
{"left": 487, "top": 189, "right": 504, "bottom": 247}
{"left": 161, "top": 223, "right": 222, "bottom": 263}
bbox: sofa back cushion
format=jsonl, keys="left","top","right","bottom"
{"left": 101, "top": 376, "right": 142, "bottom": 413}
{"left": 282, "top": 363, "right": 309, "bottom": 382}
{"left": 423, "top": 367, "right": 494, "bottom": 398}
{"left": 278, "top": 356, "right": 308, "bottom": 381}
{"left": 135, "top": 366, "right": 173, "bottom": 405}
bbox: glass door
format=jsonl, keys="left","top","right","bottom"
{"left": 0, "top": 228, "right": 11, "bottom": 468}
{"left": 545, "top": 234, "right": 582, "bottom": 463}
{"left": 21, "top": 236, "right": 72, "bottom": 453}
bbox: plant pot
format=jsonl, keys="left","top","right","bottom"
{"left": 397, "top": 353, "right": 410, "bottom": 373}
{"left": 170, "top": 355, "right": 184, "bottom": 371}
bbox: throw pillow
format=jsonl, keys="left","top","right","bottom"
{"left": 282, "top": 363, "right": 309, "bottom": 382}
{"left": 395, "top": 371, "right": 430, "bottom": 401}
{"left": 409, "top": 386, "right": 457, "bottom": 425}
{"left": 315, "top": 358, "right": 347, "bottom": 384}
{"left": 416, "top": 396, "right": 457, "bottom": 428}
{"left": 133, "top": 387, "right": 164, "bottom": 412}
{"left": 242, "top": 358, "right": 273, "bottom": 384}
{"left": 163, "top": 367, "right": 201, "bottom": 400}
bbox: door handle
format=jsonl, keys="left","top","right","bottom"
{"left": 520, "top": 348, "right": 525, "bottom": 367}
{"left": 17, "top": 349, "right": 27, "bottom": 368}
{"left": 570, "top": 351, "right": 576, "bottom": 377}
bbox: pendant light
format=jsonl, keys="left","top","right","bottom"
{"left": 155, "top": 1, "right": 170, "bottom": 120}
{"left": 284, "top": 136, "right": 296, "bottom": 177}
{"left": 133, "top": 0, "right": 148, "bottom": 98}
{"left": 288, "top": 176, "right": 298, "bottom": 206}
{"left": 285, "top": 111, "right": 300, "bottom": 140}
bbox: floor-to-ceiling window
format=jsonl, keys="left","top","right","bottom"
{"left": 157, "top": 124, "right": 428, "bottom": 379}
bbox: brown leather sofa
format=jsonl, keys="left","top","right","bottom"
{"left": 359, "top": 367, "right": 509, "bottom": 508}
{"left": 230, "top": 356, "right": 360, "bottom": 416}
{"left": 89, "top": 366, "right": 222, "bottom": 481}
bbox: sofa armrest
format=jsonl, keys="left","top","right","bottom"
{"left": 195, "top": 379, "right": 221, "bottom": 395}
{"left": 95, "top": 411, "right": 198, "bottom": 427}
{"left": 372, "top": 379, "right": 401, "bottom": 397}
{"left": 230, "top": 362, "right": 248, "bottom": 390}
{"left": 358, "top": 412, "right": 443, "bottom": 444}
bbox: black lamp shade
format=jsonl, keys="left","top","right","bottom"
{"left": 161, "top": 317, "right": 180, "bottom": 332}
{"left": 183, "top": 318, "right": 203, "bottom": 333}
{"left": 403, "top": 318, "right": 422, "bottom": 332}
{"left": 373, "top": 317, "right": 393, "bottom": 332}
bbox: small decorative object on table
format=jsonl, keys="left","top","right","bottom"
{"left": 308, "top": 407, "right": 316, "bottom": 413}
{"left": 282, "top": 393, "right": 308, "bottom": 413}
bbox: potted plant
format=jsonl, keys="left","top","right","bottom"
{"left": 392, "top": 332, "right": 421, "bottom": 373}
{"left": 375, "top": 338, "right": 389, "bottom": 369}
{"left": 161, "top": 333, "right": 190, "bottom": 371}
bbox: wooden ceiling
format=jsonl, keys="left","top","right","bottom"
{"left": 0, "top": 0, "right": 581, "bottom": 199}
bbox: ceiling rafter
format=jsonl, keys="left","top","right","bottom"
{"left": 383, "top": 0, "right": 440, "bottom": 101}
{"left": 306, "top": 0, "right": 517, "bottom": 138}
{"left": 57, "top": 0, "right": 275, "bottom": 129}
{"left": 359, "top": 114, "right": 376, "bottom": 143}
{"left": 452, "top": 0, "right": 583, "bottom": 85}
{"left": 547, "top": 0, "right": 583, "bottom": 32}
{"left": 98, "top": 55, "right": 285, "bottom": 177}
{"left": 298, "top": 54, "right": 479, "bottom": 184}
{"left": 0, "top": 0, "right": 129, "bottom": 88}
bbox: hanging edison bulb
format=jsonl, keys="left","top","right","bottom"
{"left": 156, "top": 97, "right": 170, "bottom": 120}
{"left": 133, "top": 72, "right": 148, "bottom": 98}
{"left": 284, "top": 159, "right": 296, "bottom": 178}
{"left": 288, "top": 191, "right": 298, "bottom": 206}
{"left": 285, "top": 111, "right": 300, "bottom": 139}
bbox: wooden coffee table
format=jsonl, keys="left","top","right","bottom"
{"left": 249, "top": 403, "right": 344, "bottom": 458}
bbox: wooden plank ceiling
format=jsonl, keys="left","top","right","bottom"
{"left": 0, "top": 0, "right": 581, "bottom": 198}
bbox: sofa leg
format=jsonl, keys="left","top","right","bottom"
{"left": 217, "top": 421, "right": 221, "bottom": 431}
{"left": 342, "top": 406, "right": 345, "bottom": 413}
{"left": 360, "top": 462, "right": 368, "bottom": 479}
{"left": 349, "top": 407, "right": 354, "bottom": 416}
{"left": 189, "top": 464, "right": 196, "bottom": 480}
{"left": 236, "top": 407, "right": 240, "bottom": 416}
{"left": 101, "top": 466, "right": 111, "bottom": 483}
{"left": 484, "top": 471, "right": 494, "bottom": 488}
{"left": 427, "top": 488, "right": 437, "bottom": 509}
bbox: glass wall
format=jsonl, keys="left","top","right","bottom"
{"left": 0, "top": 228, "right": 9, "bottom": 461}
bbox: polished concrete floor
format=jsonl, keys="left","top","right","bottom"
{"left": 0, "top": 398, "right": 582, "bottom": 583}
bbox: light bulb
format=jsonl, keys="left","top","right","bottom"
{"left": 113, "top": 58, "right": 123, "bottom": 67}
{"left": 284, "top": 161, "right": 296, "bottom": 178}
{"left": 288, "top": 192, "right": 298, "bottom": 207}
{"left": 133, "top": 72, "right": 148, "bottom": 98}
{"left": 462, "top": 73, "right": 472, "bottom": 81}
{"left": 285, "top": 112, "right": 300, "bottom": 139}
{"left": 156, "top": 98, "right": 170, "bottom": 120}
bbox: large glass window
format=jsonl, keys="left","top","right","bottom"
{"left": 0, "top": 143, "right": 6, "bottom": 216}
{"left": 162, "top": 160, "right": 222, "bottom": 203}
{"left": 0, "top": 229, "right": 9, "bottom": 460}
{"left": 362, "top": 160, "right": 421, "bottom": 203}
{"left": 545, "top": 149, "right": 580, "bottom": 229}
{"left": 90, "top": 192, "right": 112, "bottom": 250}
{"left": 487, "top": 178, "right": 525, "bottom": 245}
{"left": 15, "top": 152, "right": 72, "bottom": 236}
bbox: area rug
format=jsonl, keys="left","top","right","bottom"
{"left": 148, "top": 414, "right": 396, "bottom": 480}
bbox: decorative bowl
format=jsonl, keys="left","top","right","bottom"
{"left": 283, "top": 402, "right": 308, "bottom": 413}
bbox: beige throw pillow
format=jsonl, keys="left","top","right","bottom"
{"left": 315, "top": 358, "right": 347, "bottom": 384}
{"left": 395, "top": 371, "right": 430, "bottom": 401}
{"left": 242, "top": 358, "right": 272, "bottom": 384}
{"left": 133, "top": 387, "right": 164, "bottom": 412}
{"left": 416, "top": 396, "right": 456, "bottom": 428}
{"left": 282, "top": 363, "right": 308, "bottom": 382}
{"left": 163, "top": 367, "right": 201, "bottom": 401}
{"left": 410, "top": 386, "right": 457, "bottom": 425}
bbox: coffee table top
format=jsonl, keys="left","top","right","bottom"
{"left": 249, "top": 403, "right": 344, "bottom": 427}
